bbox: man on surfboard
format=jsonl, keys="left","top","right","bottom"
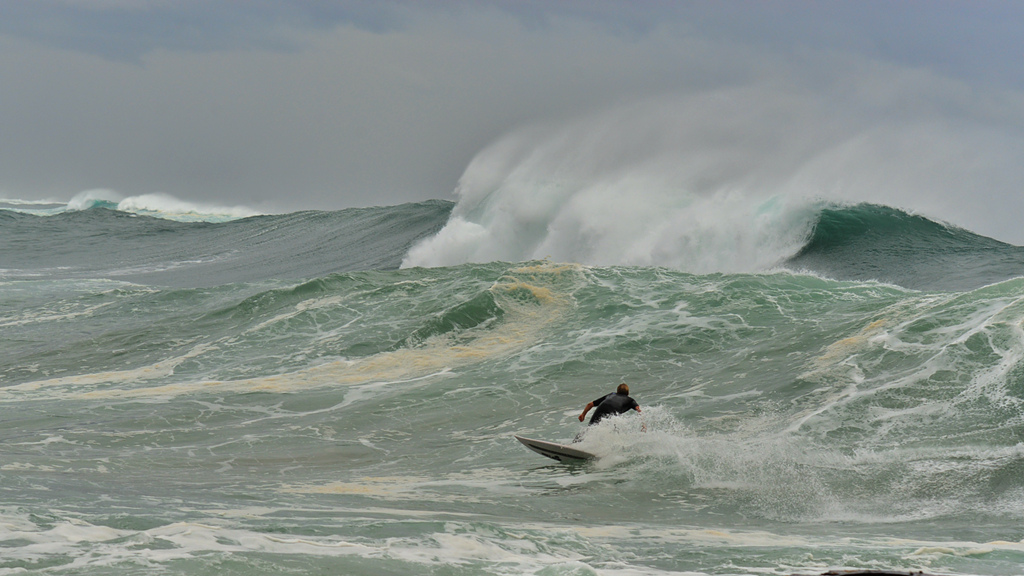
{"left": 578, "top": 383, "right": 641, "bottom": 425}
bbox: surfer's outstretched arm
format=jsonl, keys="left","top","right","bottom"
{"left": 578, "top": 401, "right": 595, "bottom": 422}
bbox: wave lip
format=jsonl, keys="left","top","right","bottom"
{"left": 66, "top": 189, "right": 123, "bottom": 212}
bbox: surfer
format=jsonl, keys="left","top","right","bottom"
{"left": 578, "top": 383, "right": 641, "bottom": 425}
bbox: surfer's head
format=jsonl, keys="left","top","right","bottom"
{"left": 617, "top": 383, "right": 629, "bottom": 395}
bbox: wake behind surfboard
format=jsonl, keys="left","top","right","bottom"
{"left": 515, "top": 435, "right": 596, "bottom": 462}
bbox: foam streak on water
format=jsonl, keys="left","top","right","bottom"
{"left": 3, "top": 199, "right": 1024, "bottom": 575}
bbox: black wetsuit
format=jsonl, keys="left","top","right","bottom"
{"left": 588, "top": 392, "right": 639, "bottom": 425}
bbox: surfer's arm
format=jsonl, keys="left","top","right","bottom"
{"left": 578, "top": 402, "right": 595, "bottom": 422}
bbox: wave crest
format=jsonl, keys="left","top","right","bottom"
{"left": 401, "top": 95, "right": 834, "bottom": 272}
{"left": 402, "top": 98, "right": 828, "bottom": 272}
{"left": 67, "top": 189, "right": 260, "bottom": 222}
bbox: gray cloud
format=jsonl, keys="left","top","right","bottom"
{"left": 2, "top": 1, "right": 1024, "bottom": 243}
{"left": 8, "top": 1, "right": 1024, "bottom": 82}
{"left": 0, "top": 1, "right": 409, "bottom": 60}
{"left": 0, "top": 4, "right": 731, "bottom": 210}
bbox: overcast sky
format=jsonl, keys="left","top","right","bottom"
{"left": 2, "top": 1, "right": 1024, "bottom": 241}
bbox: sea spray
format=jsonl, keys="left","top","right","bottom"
{"left": 402, "top": 95, "right": 830, "bottom": 270}
{"left": 406, "top": 86, "right": 1024, "bottom": 271}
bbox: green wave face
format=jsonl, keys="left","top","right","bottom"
{"left": 787, "top": 203, "right": 1024, "bottom": 291}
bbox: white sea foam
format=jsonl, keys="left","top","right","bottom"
{"left": 0, "top": 263, "right": 580, "bottom": 402}
{"left": 115, "top": 192, "right": 260, "bottom": 222}
{"left": 63, "top": 189, "right": 261, "bottom": 222}
{"left": 0, "top": 197, "right": 69, "bottom": 216}
{"left": 403, "top": 102, "right": 823, "bottom": 272}
{"left": 3, "top": 504, "right": 1020, "bottom": 575}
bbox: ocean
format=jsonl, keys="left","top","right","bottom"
{"left": 3, "top": 192, "right": 1024, "bottom": 575}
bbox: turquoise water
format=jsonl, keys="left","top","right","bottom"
{"left": 3, "top": 200, "right": 1024, "bottom": 575}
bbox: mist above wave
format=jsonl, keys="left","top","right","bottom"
{"left": 405, "top": 76, "right": 1024, "bottom": 272}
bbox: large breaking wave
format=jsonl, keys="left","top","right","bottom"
{"left": 403, "top": 89, "right": 1024, "bottom": 291}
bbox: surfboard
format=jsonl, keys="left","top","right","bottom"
{"left": 514, "top": 435, "right": 596, "bottom": 462}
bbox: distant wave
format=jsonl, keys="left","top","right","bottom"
{"left": 69, "top": 190, "right": 261, "bottom": 222}
{"left": 0, "top": 200, "right": 453, "bottom": 287}
{"left": 2, "top": 189, "right": 261, "bottom": 223}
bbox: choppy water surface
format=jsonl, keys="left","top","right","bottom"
{"left": 3, "top": 199, "right": 1024, "bottom": 575}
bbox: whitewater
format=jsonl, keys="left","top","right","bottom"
{"left": 5, "top": 109, "right": 1024, "bottom": 573}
